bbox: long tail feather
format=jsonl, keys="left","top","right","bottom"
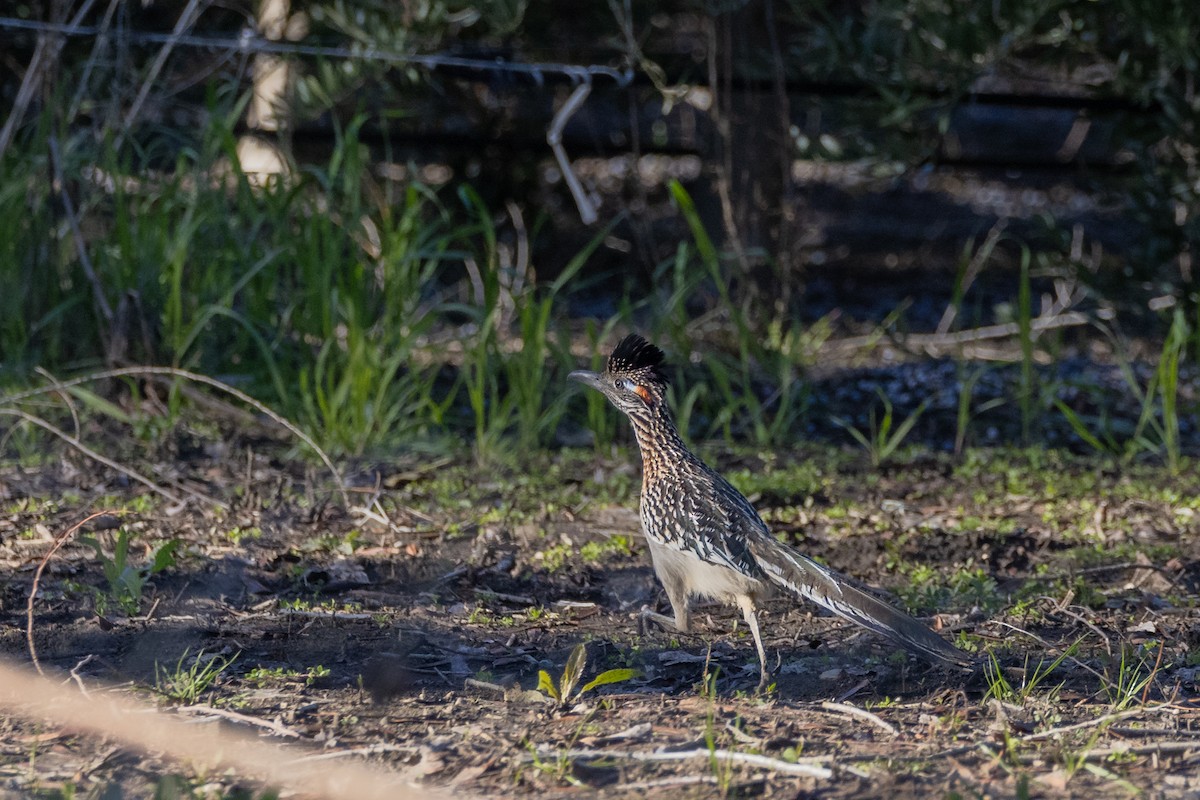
{"left": 748, "top": 536, "right": 973, "bottom": 668}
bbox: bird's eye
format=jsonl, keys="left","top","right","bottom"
{"left": 615, "top": 378, "right": 632, "bottom": 392}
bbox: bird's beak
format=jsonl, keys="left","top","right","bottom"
{"left": 568, "top": 370, "right": 605, "bottom": 392}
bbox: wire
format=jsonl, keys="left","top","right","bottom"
{"left": 0, "top": 16, "right": 634, "bottom": 86}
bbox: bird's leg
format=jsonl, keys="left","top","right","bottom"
{"left": 736, "top": 595, "right": 771, "bottom": 692}
{"left": 637, "top": 608, "right": 676, "bottom": 634}
{"left": 639, "top": 579, "right": 691, "bottom": 635}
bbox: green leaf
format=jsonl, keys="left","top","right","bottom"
{"left": 880, "top": 399, "right": 929, "bottom": 462}
{"left": 830, "top": 416, "right": 873, "bottom": 452}
{"left": 1054, "top": 399, "right": 1108, "bottom": 454}
{"left": 149, "top": 539, "right": 181, "bottom": 574}
{"left": 579, "top": 668, "right": 637, "bottom": 696}
{"left": 537, "top": 670, "right": 559, "bottom": 702}
{"left": 65, "top": 386, "right": 134, "bottom": 425}
{"left": 559, "top": 643, "right": 588, "bottom": 702}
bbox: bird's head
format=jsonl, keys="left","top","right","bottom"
{"left": 569, "top": 334, "right": 670, "bottom": 419}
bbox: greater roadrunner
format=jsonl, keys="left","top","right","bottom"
{"left": 571, "top": 334, "right": 970, "bottom": 688}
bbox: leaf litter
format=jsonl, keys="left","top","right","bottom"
{"left": 2, "top": 437, "right": 1200, "bottom": 798}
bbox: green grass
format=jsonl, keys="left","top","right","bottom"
{"left": 2, "top": 87, "right": 1197, "bottom": 467}
{"left": 154, "top": 648, "right": 239, "bottom": 704}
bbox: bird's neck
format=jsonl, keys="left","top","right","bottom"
{"left": 628, "top": 406, "right": 692, "bottom": 477}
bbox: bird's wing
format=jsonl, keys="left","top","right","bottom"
{"left": 709, "top": 470, "right": 972, "bottom": 668}
{"left": 648, "top": 469, "right": 767, "bottom": 580}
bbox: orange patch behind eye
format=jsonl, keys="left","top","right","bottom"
{"left": 633, "top": 384, "right": 652, "bottom": 404}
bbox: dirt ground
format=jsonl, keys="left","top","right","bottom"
{"left": 3, "top": 434, "right": 1200, "bottom": 799}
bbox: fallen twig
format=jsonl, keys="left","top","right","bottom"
{"left": 817, "top": 701, "right": 898, "bottom": 737}
{"left": 1019, "top": 703, "right": 1177, "bottom": 742}
{"left": 1043, "top": 598, "right": 1112, "bottom": 657}
{"left": 822, "top": 311, "right": 1090, "bottom": 359}
{"left": 27, "top": 511, "right": 120, "bottom": 674}
{"left": 177, "top": 704, "right": 303, "bottom": 739}
{"left": 546, "top": 80, "right": 598, "bottom": 225}
{"left": 0, "top": 409, "right": 184, "bottom": 506}
{"left": 989, "top": 620, "right": 1114, "bottom": 691}
{"left": 2, "top": 366, "right": 349, "bottom": 509}
{"left": 283, "top": 609, "right": 375, "bottom": 621}
{"left": 1080, "top": 740, "right": 1198, "bottom": 759}
{"left": 527, "top": 746, "right": 833, "bottom": 779}
{"left": 1003, "top": 739, "right": 1199, "bottom": 766}
{"left": 289, "top": 743, "right": 421, "bottom": 763}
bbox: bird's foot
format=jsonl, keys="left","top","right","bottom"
{"left": 637, "top": 607, "right": 677, "bottom": 636}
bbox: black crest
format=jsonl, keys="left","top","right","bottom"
{"left": 608, "top": 335, "right": 669, "bottom": 384}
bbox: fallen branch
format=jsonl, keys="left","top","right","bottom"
{"left": 1019, "top": 703, "right": 1177, "bottom": 742}
{"left": 26, "top": 511, "right": 118, "bottom": 674}
{"left": 989, "top": 620, "right": 1114, "bottom": 691}
{"left": 2, "top": 366, "right": 349, "bottom": 509}
{"left": 546, "top": 80, "right": 598, "bottom": 225}
{"left": 1002, "top": 739, "right": 1198, "bottom": 766}
{"left": 527, "top": 746, "right": 833, "bottom": 779}
{"left": 817, "top": 701, "right": 898, "bottom": 737}
{"left": 1080, "top": 740, "right": 1198, "bottom": 759}
{"left": 116, "top": 0, "right": 206, "bottom": 148}
{"left": 822, "top": 311, "right": 1090, "bottom": 359}
{"left": 177, "top": 704, "right": 303, "bottom": 739}
{"left": 0, "top": 409, "right": 183, "bottom": 506}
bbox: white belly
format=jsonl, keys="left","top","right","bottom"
{"left": 645, "top": 536, "right": 767, "bottom": 604}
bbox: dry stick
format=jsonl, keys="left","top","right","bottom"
{"left": 528, "top": 747, "right": 833, "bottom": 779}
{"left": 935, "top": 220, "right": 1008, "bottom": 336}
{"left": 1009, "top": 740, "right": 1198, "bottom": 765}
{"left": 1142, "top": 639, "right": 1166, "bottom": 706}
{"left": 1018, "top": 703, "right": 1177, "bottom": 743}
{"left": 26, "top": 510, "right": 117, "bottom": 674}
{"left": 2, "top": 366, "right": 349, "bottom": 509}
{"left": 116, "top": 0, "right": 206, "bottom": 150}
{"left": 48, "top": 134, "right": 115, "bottom": 332}
{"left": 1110, "top": 726, "right": 1200, "bottom": 739}
{"left": 0, "top": 409, "right": 182, "bottom": 505}
{"left": 546, "top": 79, "right": 598, "bottom": 225}
{"left": 1082, "top": 741, "right": 1198, "bottom": 759}
{"left": 818, "top": 701, "right": 899, "bottom": 737}
{"left": 176, "top": 704, "right": 302, "bottom": 739}
{"left": 1044, "top": 599, "right": 1112, "bottom": 657}
{"left": 0, "top": 660, "right": 454, "bottom": 800}
{"left": 990, "top": 620, "right": 1114, "bottom": 692}
{"left": 823, "top": 311, "right": 1090, "bottom": 358}
{"left": 0, "top": 0, "right": 100, "bottom": 156}
{"left": 34, "top": 366, "right": 82, "bottom": 440}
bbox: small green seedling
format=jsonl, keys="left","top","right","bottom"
{"left": 155, "top": 648, "right": 238, "bottom": 704}
{"left": 538, "top": 643, "right": 635, "bottom": 707}
{"left": 81, "top": 528, "right": 180, "bottom": 616}
{"left": 832, "top": 388, "right": 929, "bottom": 467}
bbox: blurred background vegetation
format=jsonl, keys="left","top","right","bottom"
{"left": 1, "top": 0, "right": 1198, "bottom": 465}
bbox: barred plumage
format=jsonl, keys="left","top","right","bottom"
{"left": 570, "top": 334, "right": 971, "bottom": 689}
